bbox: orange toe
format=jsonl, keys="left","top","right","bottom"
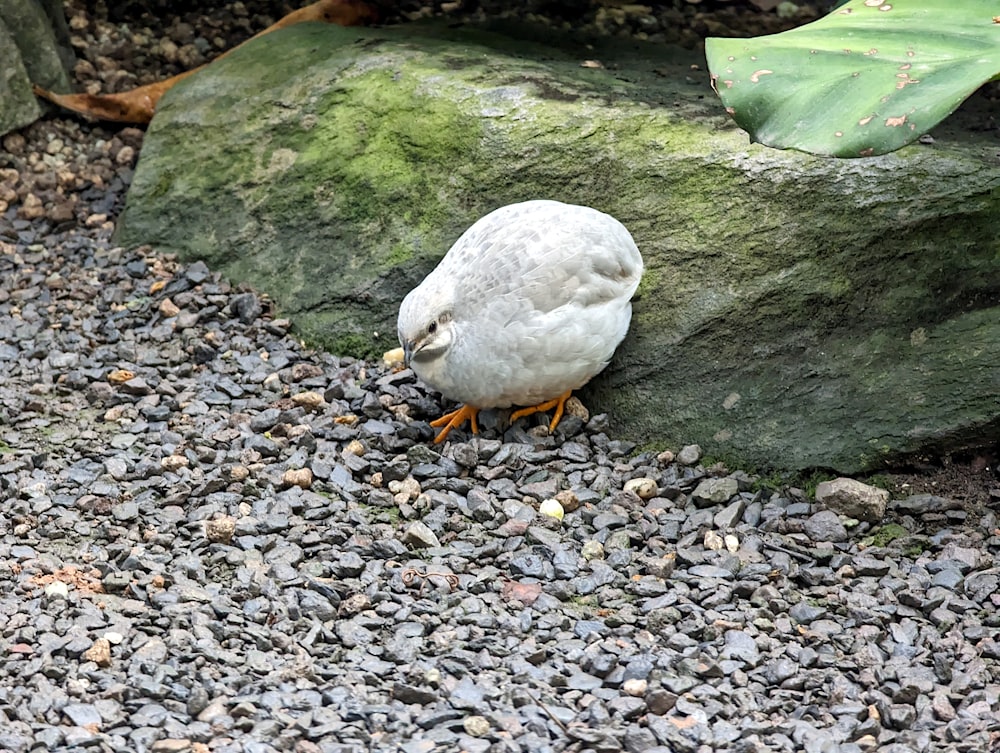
{"left": 509, "top": 389, "right": 573, "bottom": 432}
{"left": 429, "top": 404, "right": 480, "bottom": 443}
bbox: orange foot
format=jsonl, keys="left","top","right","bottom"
{"left": 430, "top": 404, "right": 480, "bottom": 444}
{"left": 509, "top": 389, "right": 573, "bottom": 433}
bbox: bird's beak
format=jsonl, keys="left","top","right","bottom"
{"left": 402, "top": 340, "right": 414, "bottom": 367}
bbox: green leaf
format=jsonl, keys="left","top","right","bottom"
{"left": 705, "top": 0, "right": 1000, "bottom": 157}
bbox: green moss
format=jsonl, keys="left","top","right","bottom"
{"left": 147, "top": 172, "right": 175, "bottom": 201}
{"left": 636, "top": 439, "right": 672, "bottom": 455}
{"left": 635, "top": 266, "right": 662, "bottom": 301}
{"left": 867, "top": 523, "right": 909, "bottom": 547}
{"left": 567, "top": 595, "right": 601, "bottom": 613}
{"left": 356, "top": 502, "right": 401, "bottom": 525}
{"left": 864, "top": 473, "right": 892, "bottom": 491}
{"left": 800, "top": 471, "right": 836, "bottom": 500}
{"left": 746, "top": 469, "right": 838, "bottom": 498}
{"left": 385, "top": 243, "right": 415, "bottom": 267}
{"left": 903, "top": 542, "right": 927, "bottom": 558}
{"left": 327, "top": 332, "right": 374, "bottom": 359}
{"left": 289, "top": 63, "right": 483, "bottom": 260}
{"left": 751, "top": 472, "right": 788, "bottom": 493}
{"left": 200, "top": 39, "right": 485, "bottom": 359}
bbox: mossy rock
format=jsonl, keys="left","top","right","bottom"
{"left": 117, "top": 20, "right": 1000, "bottom": 472}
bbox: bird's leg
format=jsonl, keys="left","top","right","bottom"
{"left": 509, "top": 390, "right": 573, "bottom": 433}
{"left": 429, "top": 404, "right": 480, "bottom": 444}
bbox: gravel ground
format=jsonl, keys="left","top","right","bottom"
{"left": 3, "top": 2, "right": 1000, "bottom": 753}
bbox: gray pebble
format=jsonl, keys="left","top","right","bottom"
{"left": 61, "top": 703, "right": 102, "bottom": 727}
{"left": 803, "top": 509, "right": 848, "bottom": 542}
{"left": 691, "top": 477, "right": 739, "bottom": 506}
{"left": 4, "top": 113, "right": 997, "bottom": 753}
{"left": 721, "top": 630, "right": 760, "bottom": 666}
{"left": 676, "top": 444, "right": 702, "bottom": 465}
{"left": 401, "top": 521, "right": 440, "bottom": 549}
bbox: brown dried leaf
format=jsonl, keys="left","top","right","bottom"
{"left": 33, "top": 74, "right": 195, "bottom": 124}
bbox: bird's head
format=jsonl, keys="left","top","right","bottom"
{"left": 397, "top": 282, "right": 455, "bottom": 368}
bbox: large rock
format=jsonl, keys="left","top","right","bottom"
{"left": 0, "top": 0, "right": 74, "bottom": 136}
{"left": 0, "top": 19, "right": 42, "bottom": 135}
{"left": 116, "top": 21, "right": 1000, "bottom": 472}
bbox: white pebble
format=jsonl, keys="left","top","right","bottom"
{"left": 45, "top": 581, "right": 69, "bottom": 599}
{"left": 624, "top": 477, "right": 658, "bottom": 499}
{"left": 623, "top": 678, "right": 648, "bottom": 697}
{"left": 539, "top": 498, "right": 564, "bottom": 521}
{"left": 161, "top": 454, "right": 189, "bottom": 471}
{"left": 704, "top": 530, "right": 724, "bottom": 551}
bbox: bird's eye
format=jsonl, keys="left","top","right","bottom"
{"left": 427, "top": 321, "right": 438, "bottom": 335}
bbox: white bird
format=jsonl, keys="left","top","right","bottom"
{"left": 397, "top": 199, "right": 643, "bottom": 443}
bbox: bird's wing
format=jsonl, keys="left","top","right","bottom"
{"left": 440, "top": 202, "right": 643, "bottom": 318}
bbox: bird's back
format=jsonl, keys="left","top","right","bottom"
{"left": 428, "top": 200, "right": 643, "bottom": 407}
{"left": 433, "top": 200, "right": 643, "bottom": 315}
